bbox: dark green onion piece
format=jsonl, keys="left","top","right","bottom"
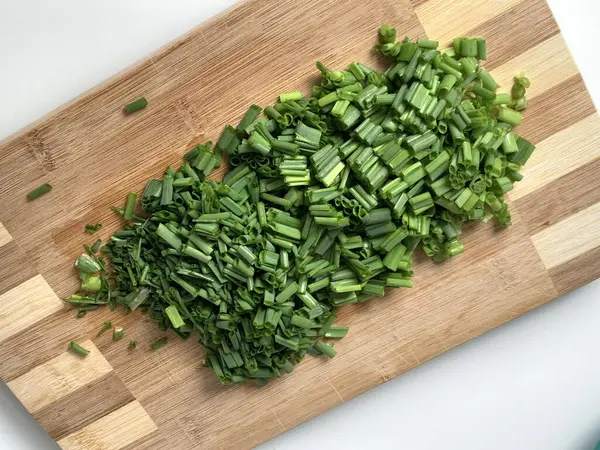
{"left": 124, "top": 97, "right": 148, "bottom": 114}
{"left": 97, "top": 320, "right": 112, "bottom": 337}
{"left": 112, "top": 327, "right": 125, "bottom": 341}
{"left": 124, "top": 192, "right": 137, "bottom": 221}
{"left": 27, "top": 183, "right": 52, "bottom": 201}
{"left": 85, "top": 223, "right": 102, "bottom": 234}
{"left": 68, "top": 341, "right": 90, "bottom": 357}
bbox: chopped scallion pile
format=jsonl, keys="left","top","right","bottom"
{"left": 68, "top": 26, "right": 535, "bottom": 385}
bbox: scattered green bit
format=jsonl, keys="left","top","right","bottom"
{"left": 90, "top": 239, "right": 102, "bottom": 254}
{"left": 97, "top": 320, "right": 112, "bottom": 337}
{"left": 150, "top": 337, "right": 168, "bottom": 351}
{"left": 124, "top": 192, "right": 137, "bottom": 221}
{"left": 75, "top": 254, "right": 102, "bottom": 273}
{"left": 27, "top": 183, "right": 52, "bottom": 201}
{"left": 112, "top": 327, "right": 125, "bottom": 341}
{"left": 124, "top": 97, "right": 148, "bottom": 114}
{"left": 81, "top": 273, "right": 102, "bottom": 292}
{"left": 128, "top": 340, "right": 137, "bottom": 350}
{"left": 85, "top": 223, "right": 102, "bottom": 234}
{"left": 165, "top": 305, "right": 185, "bottom": 329}
{"left": 68, "top": 341, "right": 90, "bottom": 357}
{"left": 69, "top": 27, "right": 535, "bottom": 385}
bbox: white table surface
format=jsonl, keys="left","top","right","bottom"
{"left": 1, "top": 1, "right": 599, "bottom": 449}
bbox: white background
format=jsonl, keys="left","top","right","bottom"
{"left": 1, "top": 1, "right": 599, "bottom": 449}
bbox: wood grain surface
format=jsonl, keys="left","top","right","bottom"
{"left": 0, "top": 0, "right": 598, "bottom": 448}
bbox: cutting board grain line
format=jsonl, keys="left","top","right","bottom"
{"left": 0, "top": 0, "right": 598, "bottom": 448}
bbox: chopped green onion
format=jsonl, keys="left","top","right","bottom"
{"left": 124, "top": 97, "right": 148, "bottom": 114}
{"left": 112, "top": 327, "right": 125, "bottom": 341}
{"left": 85, "top": 223, "right": 102, "bottom": 234}
{"left": 27, "top": 183, "right": 52, "bottom": 201}
{"left": 97, "top": 321, "right": 112, "bottom": 337}
{"left": 68, "top": 341, "right": 90, "bottom": 357}
{"left": 67, "top": 28, "right": 535, "bottom": 386}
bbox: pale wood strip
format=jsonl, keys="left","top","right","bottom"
{"left": 414, "top": 0, "right": 522, "bottom": 45}
{"left": 532, "top": 202, "right": 600, "bottom": 270}
{"left": 0, "top": 274, "right": 64, "bottom": 343}
{"left": 0, "top": 222, "right": 12, "bottom": 248}
{"left": 7, "top": 340, "right": 112, "bottom": 413}
{"left": 57, "top": 401, "right": 157, "bottom": 450}
{"left": 510, "top": 115, "right": 600, "bottom": 201}
{"left": 491, "top": 34, "right": 578, "bottom": 99}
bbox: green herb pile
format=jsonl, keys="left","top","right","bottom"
{"left": 68, "top": 26, "right": 535, "bottom": 384}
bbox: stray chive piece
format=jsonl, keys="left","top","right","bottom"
{"left": 67, "top": 27, "right": 534, "bottom": 386}
{"left": 150, "top": 337, "right": 168, "bottom": 351}
{"left": 68, "top": 341, "right": 90, "bottom": 357}
{"left": 124, "top": 97, "right": 148, "bottom": 114}
{"left": 27, "top": 183, "right": 52, "bottom": 201}
{"left": 112, "top": 327, "right": 125, "bottom": 341}
{"left": 97, "top": 321, "right": 112, "bottom": 337}
{"left": 85, "top": 223, "right": 102, "bottom": 234}
{"left": 128, "top": 340, "right": 137, "bottom": 350}
{"left": 124, "top": 192, "right": 137, "bottom": 221}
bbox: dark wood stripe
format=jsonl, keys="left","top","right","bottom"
{"left": 515, "top": 157, "right": 600, "bottom": 236}
{"left": 549, "top": 246, "right": 600, "bottom": 295}
{"left": 411, "top": 211, "right": 530, "bottom": 285}
{"left": 34, "top": 371, "right": 135, "bottom": 440}
{"left": 410, "top": 0, "right": 430, "bottom": 7}
{"left": 468, "top": 0, "right": 559, "bottom": 71}
{"left": 516, "top": 74, "right": 595, "bottom": 145}
{"left": 0, "top": 241, "right": 37, "bottom": 295}
{"left": 0, "top": 307, "right": 125, "bottom": 382}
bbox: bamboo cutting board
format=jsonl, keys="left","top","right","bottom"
{"left": 1, "top": 0, "right": 599, "bottom": 448}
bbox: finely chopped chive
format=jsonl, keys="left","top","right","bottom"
{"left": 85, "top": 223, "right": 102, "bottom": 234}
{"left": 128, "top": 340, "right": 137, "bottom": 350}
{"left": 27, "top": 183, "right": 52, "bottom": 201}
{"left": 68, "top": 27, "right": 535, "bottom": 385}
{"left": 124, "top": 97, "right": 148, "bottom": 114}
{"left": 97, "top": 320, "right": 112, "bottom": 337}
{"left": 124, "top": 192, "right": 137, "bottom": 221}
{"left": 113, "top": 327, "right": 125, "bottom": 341}
{"left": 68, "top": 341, "right": 90, "bottom": 357}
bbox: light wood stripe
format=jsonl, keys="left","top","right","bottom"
{"left": 532, "top": 202, "right": 600, "bottom": 270}
{"left": 0, "top": 222, "right": 11, "bottom": 248}
{"left": 0, "top": 274, "right": 64, "bottom": 343}
{"left": 414, "top": 0, "right": 522, "bottom": 45}
{"left": 7, "top": 340, "right": 112, "bottom": 413}
{"left": 510, "top": 114, "right": 600, "bottom": 201}
{"left": 491, "top": 34, "right": 578, "bottom": 100}
{"left": 57, "top": 401, "right": 157, "bottom": 450}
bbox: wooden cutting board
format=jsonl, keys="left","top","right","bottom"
{"left": 1, "top": 0, "right": 598, "bottom": 448}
